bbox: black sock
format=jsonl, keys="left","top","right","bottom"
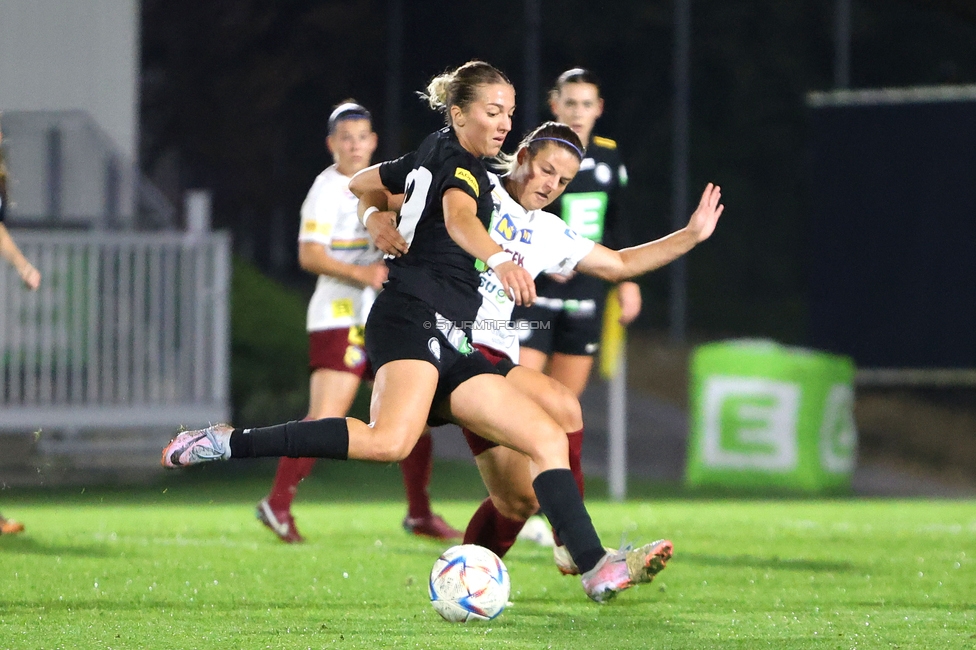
{"left": 532, "top": 469, "right": 605, "bottom": 574}
{"left": 229, "top": 419, "right": 349, "bottom": 460}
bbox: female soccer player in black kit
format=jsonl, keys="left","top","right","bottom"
{"left": 162, "top": 61, "right": 667, "bottom": 603}
{"left": 514, "top": 68, "right": 639, "bottom": 397}
{"left": 510, "top": 68, "right": 639, "bottom": 548}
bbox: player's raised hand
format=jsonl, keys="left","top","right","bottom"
{"left": 365, "top": 210, "right": 409, "bottom": 256}
{"left": 494, "top": 260, "right": 536, "bottom": 307}
{"left": 687, "top": 183, "right": 724, "bottom": 243}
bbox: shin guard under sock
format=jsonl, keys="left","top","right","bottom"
{"left": 532, "top": 468, "right": 605, "bottom": 574}
{"left": 230, "top": 419, "right": 349, "bottom": 460}
{"left": 553, "top": 428, "right": 586, "bottom": 548}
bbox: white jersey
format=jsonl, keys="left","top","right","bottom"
{"left": 299, "top": 165, "right": 383, "bottom": 331}
{"left": 473, "top": 174, "right": 595, "bottom": 362}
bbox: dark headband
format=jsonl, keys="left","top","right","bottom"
{"left": 528, "top": 136, "right": 584, "bottom": 160}
{"left": 557, "top": 67, "right": 599, "bottom": 85}
{"left": 328, "top": 103, "right": 372, "bottom": 133}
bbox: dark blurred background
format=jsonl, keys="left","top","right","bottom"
{"left": 140, "top": 0, "right": 976, "bottom": 342}
{"left": 2, "top": 0, "right": 973, "bottom": 490}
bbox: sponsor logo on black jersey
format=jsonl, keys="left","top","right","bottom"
{"left": 454, "top": 167, "right": 480, "bottom": 195}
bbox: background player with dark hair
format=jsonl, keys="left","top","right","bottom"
{"left": 515, "top": 67, "right": 639, "bottom": 393}
{"left": 255, "top": 102, "right": 461, "bottom": 543}
{"left": 512, "top": 68, "right": 639, "bottom": 546}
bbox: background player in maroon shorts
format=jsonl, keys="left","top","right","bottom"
{"left": 256, "top": 102, "right": 460, "bottom": 543}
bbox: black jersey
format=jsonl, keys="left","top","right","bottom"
{"left": 0, "top": 190, "right": 6, "bottom": 223}
{"left": 378, "top": 128, "right": 495, "bottom": 323}
{"left": 549, "top": 135, "right": 632, "bottom": 250}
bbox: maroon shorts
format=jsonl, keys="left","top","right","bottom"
{"left": 309, "top": 326, "right": 371, "bottom": 379}
{"left": 462, "top": 344, "right": 517, "bottom": 457}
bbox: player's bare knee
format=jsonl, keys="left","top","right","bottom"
{"left": 527, "top": 425, "right": 570, "bottom": 466}
{"left": 363, "top": 423, "right": 416, "bottom": 462}
{"left": 491, "top": 492, "right": 538, "bottom": 521}
{"left": 508, "top": 492, "right": 539, "bottom": 519}
{"left": 555, "top": 391, "right": 583, "bottom": 432}
{"left": 536, "top": 382, "right": 583, "bottom": 432}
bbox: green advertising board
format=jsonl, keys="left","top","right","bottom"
{"left": 686, "top": 340, "right": 857, "bottom": 493}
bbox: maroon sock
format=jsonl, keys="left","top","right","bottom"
{"left": 463, "top": 497, "right": 526, "bottom": 559}
{"left": 400, "top": 431, "right": 434, "bottom": 519}
{"left": 553, "top": 428, "right": 585, "bottom": 548}
{"left": 267, "top": 456, "right": 317, "bottom": 512}
{"left": 568, "top": 429, "right": 584, "bottom": 497}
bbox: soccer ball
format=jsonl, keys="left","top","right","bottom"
{"left": 428, "top": 544, "right": 511, "bottom": 622}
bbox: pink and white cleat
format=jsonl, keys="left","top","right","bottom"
{"left": 554, "top": 544, "right": 616, "bottom": 576}
{"left": 161, "top": 424, "right": 233, "bottom": 468}
{"left": 580, "top": 539, "right": 674, "bottom": 603}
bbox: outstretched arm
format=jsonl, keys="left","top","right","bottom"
{"left": 575, "top": 183, "right": 723, "bottom": 283}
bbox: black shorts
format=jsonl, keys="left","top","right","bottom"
{"left": 364, "top": 288, "right": 500, "bottom": 407}
{"left": 512, "top": 273, "right": 608, "bottom": 357}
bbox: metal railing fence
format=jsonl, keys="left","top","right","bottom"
{"left": 0, "top": 230, "right": 230, "bottom": 431}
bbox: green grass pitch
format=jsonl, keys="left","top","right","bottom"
{"left": 1, "top": 460, "right": 973, "bottom": 649}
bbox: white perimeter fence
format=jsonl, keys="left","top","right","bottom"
{"left": 0, "top": 231, "right": 230, "bottom": 434}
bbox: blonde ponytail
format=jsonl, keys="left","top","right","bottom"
{"left": 418, "top": 61, "right": 511, "bottom": 126}
{"left": 422, "top": 73, "right": 453, "bottom": 112}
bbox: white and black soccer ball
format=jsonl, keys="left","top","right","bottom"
{"left": 428, "top": 544, "right": 511, "bottom": 622}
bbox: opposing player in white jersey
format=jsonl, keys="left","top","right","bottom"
{"left": 256, "top": 101, "right": 461, "bottom": 543}
{"left": 471, "top": 171, "right": 595, "bottom": 363}
{"left": 457, "top": 122, "right": 723, "bottom": 576}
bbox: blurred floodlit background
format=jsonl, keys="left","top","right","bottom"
{"left": 1, "top": 0, "right": 974, "bottom": 497}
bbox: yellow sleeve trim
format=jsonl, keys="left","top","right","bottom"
{"left": 592, "top": 136, "right": 617, "bottom": 150}
{"left": 454, "top": 167, "right": 480, "bottom": 195}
